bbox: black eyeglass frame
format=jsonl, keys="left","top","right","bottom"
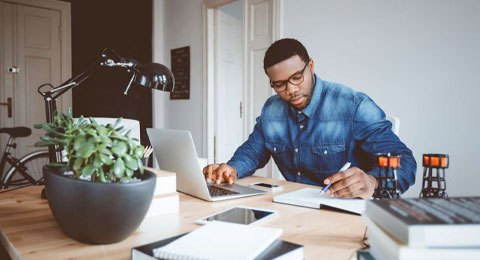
{"left": 269, "top": 59, "right": 311, "bottom": 92}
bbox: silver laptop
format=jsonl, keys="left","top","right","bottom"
{"left": 147, "top": 128, "right": 266, "bottom": 201}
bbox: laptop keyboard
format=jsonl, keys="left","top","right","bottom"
{"left": 208, "top": 185, "right": 239, "bottom": 197}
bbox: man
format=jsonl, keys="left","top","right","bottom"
{"left": 203, "top": 38, "right": 416, "bottom": 198}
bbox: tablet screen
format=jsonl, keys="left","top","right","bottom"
{"left": 201, "top": 207, "right": 275, "bottom": 225}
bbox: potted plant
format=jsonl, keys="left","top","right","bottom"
{"left": 35, "top": 108, "right": 156, "bottom": 244}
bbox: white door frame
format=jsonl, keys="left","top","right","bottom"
{"left": 202, "top": 0, "right": 282, "bottom": 167}
{"left": 0, "top": 0, "right": 72, "bottom": 114}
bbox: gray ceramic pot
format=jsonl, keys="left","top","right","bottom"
{"left": 43, "top": 165, "right": 156, "bottom": 244}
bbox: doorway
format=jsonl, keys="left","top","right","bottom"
{"left": 204, "top": 0, "right": 282, "bottom": 178}
{"left": 214, "top": 1, "right": 244, "bottom": 164}
{"left": 0, "top": 0, "right": 71, "bottom": 158}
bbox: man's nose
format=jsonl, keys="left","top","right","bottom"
{"left": 286, "top": 82, "right": 299, "bottom": 95}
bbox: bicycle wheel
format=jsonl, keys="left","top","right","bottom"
{"left": 3, "top": 150, "right": 49, "bottom": 189}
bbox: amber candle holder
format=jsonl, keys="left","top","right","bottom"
{"left": 373, "top": 153, "right": 401, "bottom": 199}
{"left": 420, "top": 154, "right": 449, "bottom": 198}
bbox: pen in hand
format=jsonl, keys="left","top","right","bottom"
{"left": 320, "top": 162, "right": 351, "bottom": 195}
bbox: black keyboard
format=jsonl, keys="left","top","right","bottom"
{"left": 208, "top": 186, "right": 239, "bottom": 196}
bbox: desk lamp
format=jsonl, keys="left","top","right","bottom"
{"left": 420, "top": 154, "right": 449, "bottom": 198}
{"left": 38, "top": 49, "right": 175, "bottom": 163}
{"left": 373, "top": 153, "right": 401, "bottom": 199}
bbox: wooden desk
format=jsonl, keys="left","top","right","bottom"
{"left": 0, "top": 173, "right": 366, "bottom": 259}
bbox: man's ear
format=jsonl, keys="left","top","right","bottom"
{"left": 309, "top": 59, "right": 315, "bottom": 75}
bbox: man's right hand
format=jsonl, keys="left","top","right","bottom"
{"left": 202, "top": 163, "right": 238, "bottom": 185}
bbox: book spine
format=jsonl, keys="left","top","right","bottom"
{"left": 369, "top": 228, "right": 480, "bottom": 260}
{"left": 365, "top": 201, "right": 411, "bottom": 245}
{"left": 365, "top": 217, "right": 401, "bottom": 260}
{"left": 145, "top": 192, "right": 179, "bottom": 218}
{"left": 422, "top": 225, "right": 480, "bottom": 247}
{"left": 368, "top": 231, "right": 401, "bottom": 260}
{"left": 153, "top": 173, "right": 176, "bottom": 196}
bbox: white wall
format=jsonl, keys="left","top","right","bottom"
{"left": 153, "top": 0, "right": 205, "bottom": 156}
{"left": 154, "top": 0, "right": 480, "bottom": 197}
{"left": 283, "top": 0, "right": 480, "bottom": 197}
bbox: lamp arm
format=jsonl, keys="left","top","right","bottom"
{"left": 51, "top": 57, "right": 105, "bottom": 99}
{"left": 39, "top": 55, "right": 139, "bottom": 101}
{"left": 38, "top": 49, "right": 139, "bottom": 163}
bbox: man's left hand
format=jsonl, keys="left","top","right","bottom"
{"left": 323, "top": 167, "right": 377, "bottom": 199}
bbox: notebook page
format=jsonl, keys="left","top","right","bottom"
{"left": 273, "top": 188, "right": 366, "bottom": 215}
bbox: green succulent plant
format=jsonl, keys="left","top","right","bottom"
{"left": 34, "top": 108, "right": 145, "bottom": 182}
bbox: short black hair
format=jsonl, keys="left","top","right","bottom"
{"left": 263, "top": 38, "right": 310, "bottom": 72}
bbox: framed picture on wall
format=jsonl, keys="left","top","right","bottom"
{"left": 170, "top": 46, "right": 190, "bottom": 99}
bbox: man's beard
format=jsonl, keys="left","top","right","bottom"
{"left": 290, "top": 77, "right": 315, "bottom": 109}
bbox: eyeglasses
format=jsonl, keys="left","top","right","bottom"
{"left": 270, "top": 60, "right": 310, "bottom": 92}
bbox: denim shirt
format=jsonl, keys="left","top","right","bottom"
{"left": 227, "top": 75, "right": 416, "bottom": 193}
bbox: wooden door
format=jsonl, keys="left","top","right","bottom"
{"left": 0, "top": 1, "right": 69, "bottom": 157}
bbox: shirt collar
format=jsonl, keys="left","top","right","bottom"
{"left": 290, "top": 74, "right": 323, "bottom": 119}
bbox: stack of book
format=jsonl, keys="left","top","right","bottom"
{"left": 363, "top": 197, "right": 480, "bottom": 260}
{"left": 144, "top": 169, "right": 179, "bottom": 219}
{"left": 132, "top": 221, "right": 304, "bottom": 260}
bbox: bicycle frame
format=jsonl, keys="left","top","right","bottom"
{"left": 0, "top": 136, "right": 40, "bottom": 188}
{"left": 0, "top": 136, "right": 16, "bottom": 180}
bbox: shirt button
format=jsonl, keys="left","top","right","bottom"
{"left": 323, "top": 149, "right": 328, "bottom": 155}
{"left": 297, "top": 171, "right": 301, "bottom": 176}
{"left": 298, "top": 111, "right": 302, "bottom": 114}
{"left": 295, "top": 148, "right": 299, "bottom": 153}
{"left": 299, "top": 125, "right": 304, "bottom": 129}
{"left": 274, "top": 147, "right": 277, "bottom": 152}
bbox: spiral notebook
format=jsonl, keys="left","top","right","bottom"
{"left": 131, "top": 233, "right": 304, "bottom": 260}
{"left": 152, "top": 221, "right": 283, "bottom": 260}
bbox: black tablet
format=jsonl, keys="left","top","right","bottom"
{"left": 195, "top": 206, "right": 277, "bottom": 225}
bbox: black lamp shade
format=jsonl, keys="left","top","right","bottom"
{"left": 135, "top": 63, "right": 175, "bottom": 92}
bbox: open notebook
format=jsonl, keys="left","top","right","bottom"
{"left": 152, "top": 221, "right": 283, "bottom": 260}
{"left": 273, "top": 188, "right": 366, "bottom": 215}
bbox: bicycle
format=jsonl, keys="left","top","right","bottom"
{"left": 0, "top": 127, "right": 49, "bottom": 189}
